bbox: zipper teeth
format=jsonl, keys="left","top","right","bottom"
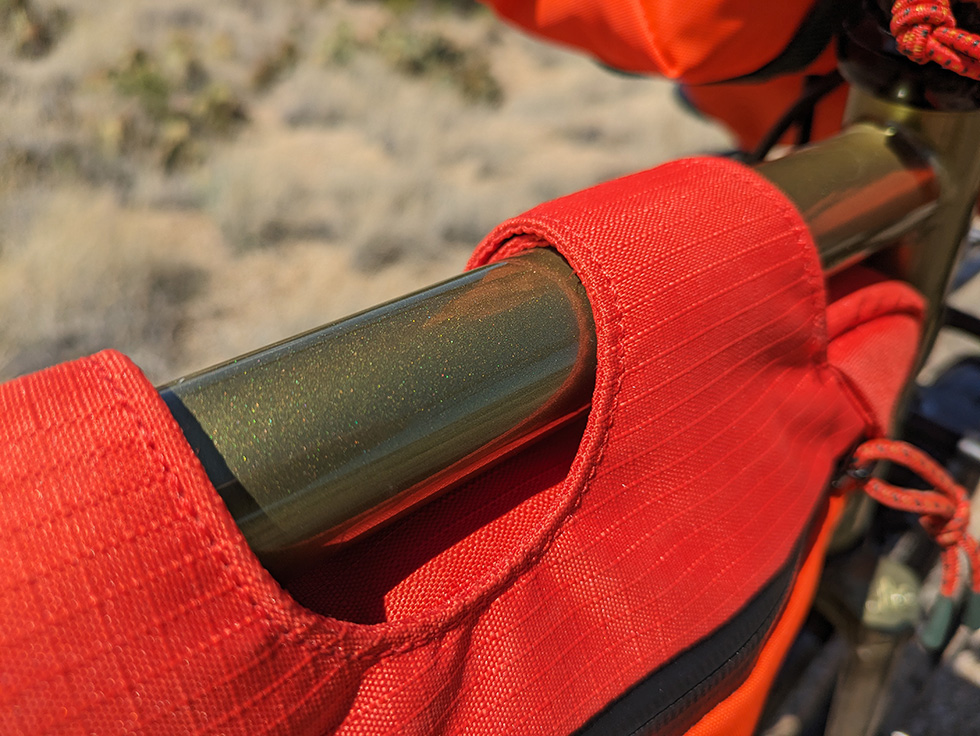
{"left": 637, "top": 574, "right": 790, "bottom": 735}
{"left": 575, "top": 544, "right": 802, "bottom": 736}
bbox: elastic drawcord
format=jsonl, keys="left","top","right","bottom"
{"left": 891, "top": 0, "right": 980, "bottom": 80}
{"left": 850, "top": 438, "right": 980, "bottom": 649}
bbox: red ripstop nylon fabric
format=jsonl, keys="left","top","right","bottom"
{"left": 482, "top": 0, "right": 847, "bottom": 149}
{"left": 0, "top": 157, "right": 923, "bottom": 735}
{"left": 481, "top": 0, "right": 815, "bottom": 82}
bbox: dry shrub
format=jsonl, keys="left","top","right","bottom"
{"left": 0, "top": 138, "right": 135, "bottom": 196}
{"left": 0, "top": 0, "right": 70, "bottom": 58}
{"left": 103, "top": 44, "right": 248, "bottom": 170}
{"left": 251, "top": 38, "right": 298, "bottom": 91}
{"left": 202, "top": 130, "right": 349, "bottom": 251}
{"left": 316, "top": 12, "right": 501, "bottom": 106}
{"left": 378, "top": 25, "right": 501, "bottom": 105}
{"left": 0, "top": 0, "right": 732, "bottom": 385}
{"left": 319, "top": 20, "right": 358, "bottom": 67}
{"left": 111, "top": 48, "right": 171, "bottom": 120}
{"left": 380, "top": 0, "right": 482, "bottom": 15}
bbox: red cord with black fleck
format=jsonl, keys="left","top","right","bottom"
{"left": 892, "top": 0, "right": 980, "bottom": 80}
{"left": 850, "top": 438, "right": 980, "bottom": 640}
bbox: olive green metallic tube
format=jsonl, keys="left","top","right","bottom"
{"left": 162, "top": 248, "right": 596, "bottom": 566}
{"left": 842, "top": 89, "right": 980, "bottom": 348}
{"left": 755, "top": 120, "right": 940, "bottom": 276}
{"left": 758, "top": 91, "right": 980, "bottom": 354}
{"left": 165, "top": 112, "right": 949, "bottom": 567}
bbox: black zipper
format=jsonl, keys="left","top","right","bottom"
{"left": 574, "top": 541, "right": 803, "bottom": 736}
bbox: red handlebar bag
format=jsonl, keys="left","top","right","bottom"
{"left": 0, "top": 157, "right": 921, "bottom": 735}
{"left": 483, "top": 0, "right": 849, "bottom": 148}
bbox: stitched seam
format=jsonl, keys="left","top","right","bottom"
{"left": 338, "top": 627, "right": 467, "bottom": 732}
{"left": 449, "top": 160, "right": 813, "bottom": 620}
{"left": 346, "top": 212, "right": 627, "bottom": 663}
{"left": 36, "top": 354, "right": 287, "bottom": 727}
{"left": 434, "top": 161, "right": 833, "bottom": 721}
{"left": 91, "top": 354, "right": 271, "bottom": 613}
{"left": 388, "top": 462, "right": 572, "bottom": 616}
{"left": 448, "top": 361, "right": 813, "bottom": 697}
{"left": 504, "top": 392, "right": 841, "bottom": 732}
{"left": 731, "top": 164, "right": 828, "bottom": 366}
{"left": 280, "top": 161, "right": 824, "bottom": 665}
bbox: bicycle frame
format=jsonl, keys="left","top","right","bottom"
{"left": 161, "top": 83, "right": 980, "bottom": 571}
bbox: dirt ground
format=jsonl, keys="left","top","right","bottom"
{"left": 2, "top": 1, "right": 979, "bottom": 733}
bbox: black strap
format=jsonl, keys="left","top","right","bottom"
{"left": 743, "top": 70, "right": 845, "bottom": 163}
{"left": 720, "top": 0, "right": 852, "bottom": 84}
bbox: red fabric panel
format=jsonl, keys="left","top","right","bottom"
{"left": 482, "top": 0, "right": 815, "bottom": 83}
{"left": 686, "top": 491, "right": 848, "bottom": 736}
{"left": 484, "top": 1, "right": 848, "bottom": 149}
{"left": 0, "top": 157, "right": 921, "bottom": 734}
{"left": 680, "top": 57, "right": 846, "bottom": 150}
{"left": 825, "top": 268, "right": 925, "bottom": 435}
{"left": 0, "top": 351, "right": 359, "bottom": 734}
{"left": 686, "top": 273, "right": 924, "bottom": 735}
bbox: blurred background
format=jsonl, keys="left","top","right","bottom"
{"left": 0, "top": 0, "right": 728, "bottom": 384}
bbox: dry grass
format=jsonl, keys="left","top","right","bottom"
{"left": 0, "top": 189, "right": 216, "bottom": 378}
{"left": 0, "top": 0, "right": 728, "bottom": 384}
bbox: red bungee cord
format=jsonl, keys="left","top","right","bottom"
{"left": 892, "top": 0, "right": 980, "bottom": 79}
{"left": 849, "top": 439, "right": 980, "bottom": 645}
